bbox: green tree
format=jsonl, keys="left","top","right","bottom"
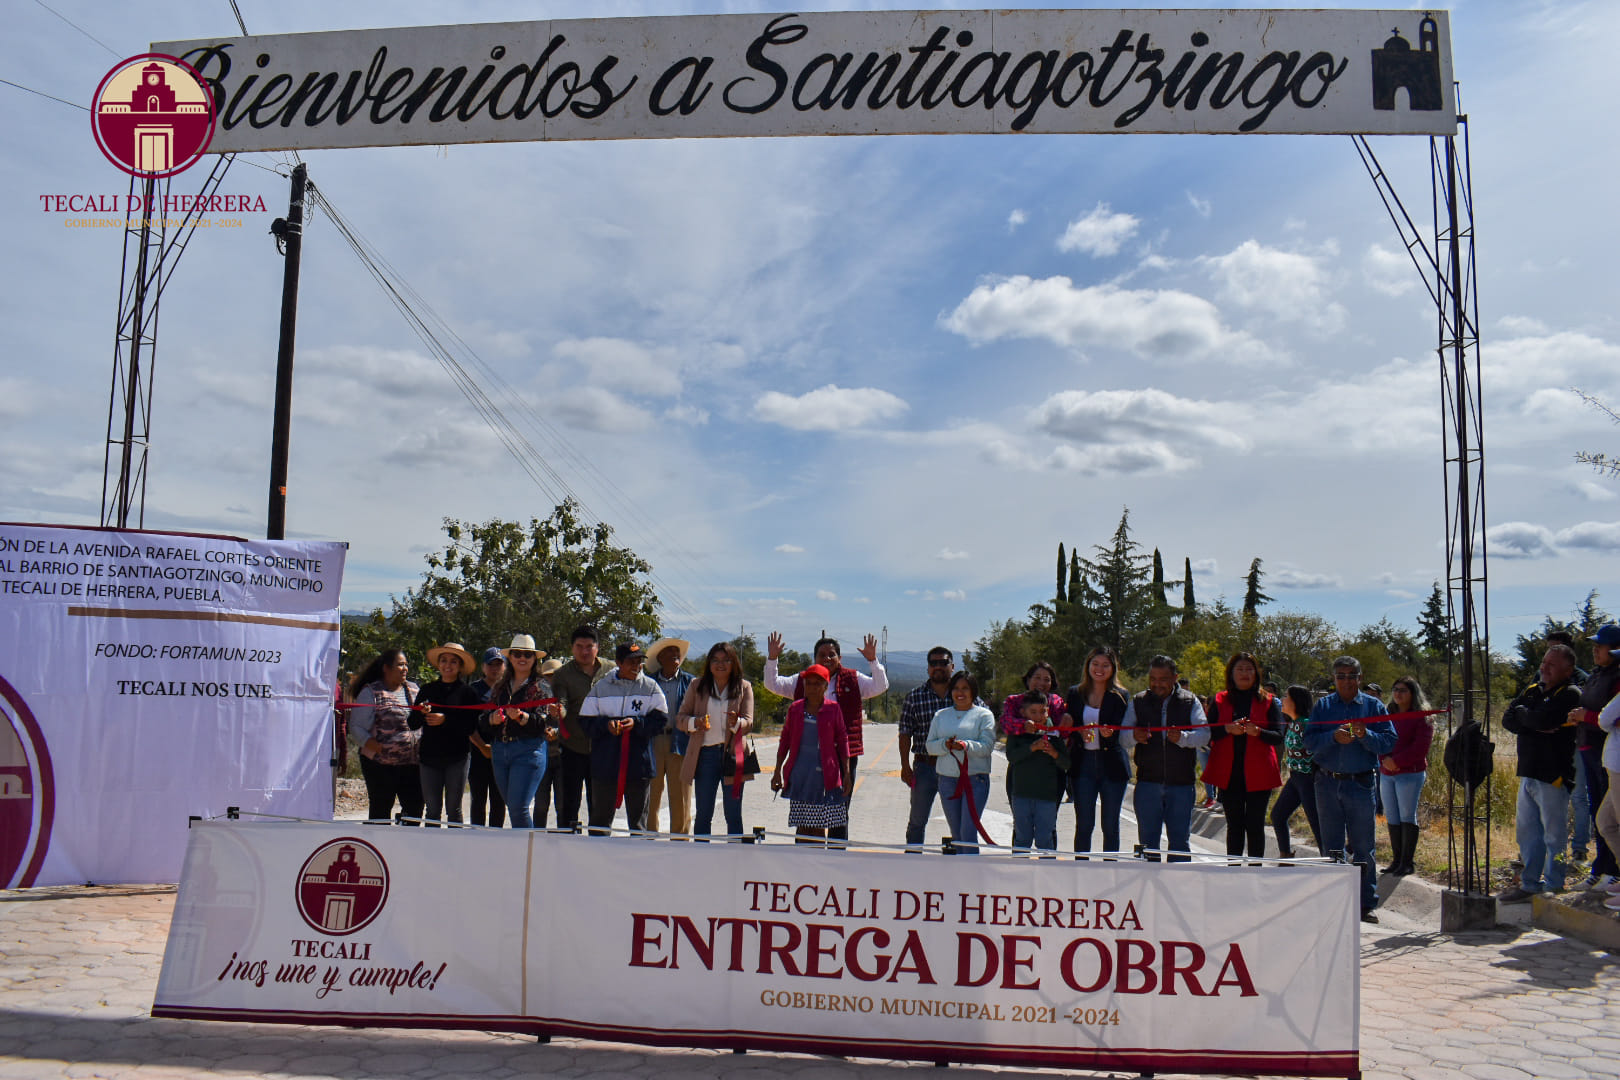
{"left": 1177, "top": 640, "right": 1228, "bottom": 698}
{"left": 1242, "top": 557, "right": 1272, "bottom": 618}
{"left": 1078, "top": 508, "right": 1172, "bottom": 671}
{"left": 1416, "top": 581, "right": 1453, "bottom": 659}
{"left": 1182, "top": 556, "right": 1196, "bottom": 627}
{"left": 341, "top": 501, "right": 661, "bottom": 672}
{"left": 1055, "top": 543, "right": 1067, "bottom": 604}
{"left": 1152, "top": 548, "right": 1167, "bottom": 607}
{"left": 1249, "top": 610, "right": 1340, "bottom": 688}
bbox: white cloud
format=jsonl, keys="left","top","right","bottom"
{"left": 553, "top": 337, "right": 681, "bottom": 397}
{"left": 755, "top": 384, "right": 908, "bottom": 431}
{"left": 1201, "top": 239, "right": 1346, "bottom": 334}
{"left": 1035, "top": 388, "right": 1248, "bottom": 452}
{"left": 774, "top": 543, "right": 806, "bottom": 554}
{"left": 942, "top": 276, "right": 1273, "bottom": 363}
{"left": 816, "top": 589, "right": 838, "bottom": 601}
{"left": 1007, "top": 209, "right": 1027, "bottom": 231}
{"left": 550, "top": 386, "right": 654, "bottom": 432}
{"left": 1362, "top": 243, "right": 1417, "bottom": 297}
{"left": 1568, "top": 479, "right": 1618, "bottom": 502}
{"left": 942, "top": 590, "right": 967, "bottom": 601}
{"left": 1186, "top": 192, "right": 1212, "bottom": 218}
{"left": 1387, "top": 589, "right": 1418, "bottom": 600}
{"left": 853, "top": 597, "right": 871, "bottom": 604}
{"left": 665, "top": 403, "right": 710, "bottom": 425}
{"left": 1057, "top": 203, "right": 1140, "bottom": 257}
{"left": 1190, "top": 558, "right": 1219, "bottom": 575}
{"left": 937, "top": 548, "right": 969, "bottom": 560}
{"left": 1487, "top": 522, "right": 1558, "bottom": 559}
{"left": 1271, "top": 568, "right": 1343, "bottom": 590}
{"left": 716, "top": 598, "right": 738, "bottom": 607}
{"left": 1556, "top": 521, "right": 1620, "bottom": 551}
{"left": 1497, "top": 314, "right": 1550, "bottom": 337}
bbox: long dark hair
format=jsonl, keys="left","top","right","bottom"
{"left": 696, "top": 641, "right": 743, "bottom": 701}
{"left": 1224, "top": 652, "right": 1265, "bottom": 693}
{"left": 349, "top": 649, "right": 404, "bottom": 697}
{"left": 1285, "top": 685, "right": 1312, "bottom": 718}
{"left": 1076, "top": 645, "right": 1126, "bottom": 699}
{"left": 1023, "top": 661, "right": 1059, "bottom": 693}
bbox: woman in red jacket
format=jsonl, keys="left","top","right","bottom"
{"left": 1201, "top": 652, "right": 1282, "bottom": 861}
{"left": 772, "top": 665, "right": 851, "bottom": 845}
{"left": 1379, "top": 676, "right": 1433, "bottom": 877}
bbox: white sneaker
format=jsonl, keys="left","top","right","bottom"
{"left": 1606, "top": 893, "right": 1620, "bottom": 911}
{"left": 1607, "top": 878, "right": 1620, "bottom": 895}
{"left": 1579, "top": 873, "right": 1618, "bottom": 892}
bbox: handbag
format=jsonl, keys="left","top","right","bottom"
{"left": 721, "top": 735, "right": 761, "bottom": 778}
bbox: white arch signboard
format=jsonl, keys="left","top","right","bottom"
{"left": 157, "top": 8, "right": 1454, "bottom": 148}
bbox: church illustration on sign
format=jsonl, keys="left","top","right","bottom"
{"left": 298, "top": 842, "right": 386, "bottom": 933}
{"left": 96, "top": 62, "right": 211, "bottom": 173}
{"left": 1370, "top": 15, "right": 1444, "bottom": 112}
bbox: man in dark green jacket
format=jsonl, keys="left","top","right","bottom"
{"left": 550, "top": 624, "right": 613, "bottom": 831}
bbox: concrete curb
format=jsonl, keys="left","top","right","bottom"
{"left": 1533, "top": 892, "right": 1620, "bottom": 952}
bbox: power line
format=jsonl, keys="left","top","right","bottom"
{"left": 0, "top": 77, "right": 88, "bottom": 111}
{"left": 304, "top": 182, "right": 711, "bottom": 629}
{"left": 227, "top": 0, "right": 249, "bottom": 35}
{"left": 33, "top": 0, "right": 120, "bottom": 58}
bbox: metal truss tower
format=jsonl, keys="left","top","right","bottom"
{"left": 100, "top": 156, "right": 235, "bottom": 529}
{"left": 1357, "top": 109, "right": 1490, "bottom": 928}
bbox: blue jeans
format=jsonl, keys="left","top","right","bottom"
{"left": 1315, "top": 771, "right": 1378, "bottom": 911}
{"left": 1070, "top": 770, "right": 1127, "bottom": 855}
{"left": 906, "top": 756, "right": 942, "bottom": 850}
{"left": 1133, "top": 781, "right": 1195, "bottom": 862}
{"left": 1579, "top": 749, "right": 1617, "bottom": 876}
{"left": 1571, "top": 754, "right": 1591, "bottom": 853}
{"left": 1516, "top": 777, "right": 1570, "bottom": 892}
{"left": 1271, "top": 769, "right": 1324, "bottom": 852}
{"left": 1379, "top": 771, "right": 1425, "bottom": 826}
{"left": 691, "top": 744, "right": 745, "bottom": 839}
{"left": 491, "top": 740, "right": 548, "bottom": 830}
{"left": 1011, "top": 796, "right": 1060, "bottom": 853}
{"left": 938, "top": 772, "right": 990, "bottom": 854}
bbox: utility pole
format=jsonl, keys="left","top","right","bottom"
{"left": 266, "top": 163, "right": 307, "bottom": 540}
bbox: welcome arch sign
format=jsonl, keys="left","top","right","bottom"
{"left": 149, "top": 9, "right": 1454, "bottom": 1079}
{"left": 156, "top": 8, "right": 1455, "bottom": 148}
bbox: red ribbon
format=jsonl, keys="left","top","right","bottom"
{"left": 1038, "top": 707, "right": 1445, "bottom": 736}
{"left": 334, "top": 697, "right": 557, "bottom": 712}
{"left": 948, "top": 747, "right": 997, "bottom": 848}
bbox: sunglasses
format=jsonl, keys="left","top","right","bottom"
{"left": 509, "top": 650, "right": 536, "bottom": 659}
{"left": 928, "top": 658, "right": 953, "bottom": 667}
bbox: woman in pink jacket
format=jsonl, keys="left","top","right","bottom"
{"left": 772, "top": 665, "right": 851, "bottom": 844}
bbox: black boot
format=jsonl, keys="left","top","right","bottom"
{"left": 1397, "top": 823, "right": 1420, "bottom": 875}
{"left": 1382, "top": 822, "right": 1401, "bottom": 875}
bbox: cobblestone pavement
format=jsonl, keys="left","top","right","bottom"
{"left": 3, "top": 724, "right": 1618, "bottom": 1079}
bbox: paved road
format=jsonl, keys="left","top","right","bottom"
{"left": 4, "top": 723, "right": 1618, "bottom": 1079}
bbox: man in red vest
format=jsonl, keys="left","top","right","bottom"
{"left": 765, "top": 632, "right": 888, "bottom": 841}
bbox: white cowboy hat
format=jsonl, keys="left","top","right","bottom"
{"left": 425, "top": 642, "right": 476, "bottom": 676}
{"left": 501, "top": 634, "right": 547, "bottom": 660}
{"left": 646, "top": 637, "right": 691, "bottom": 666}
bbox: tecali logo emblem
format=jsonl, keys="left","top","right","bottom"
{"left": 295, "top": 838, "right": 389, "bottom": 935}
{"left": 92, "top": 54, "right": 216, "bottom": 178}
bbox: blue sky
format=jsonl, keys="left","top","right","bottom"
{"left": 3, "top": 0, "right": 1618, "bottom": 661}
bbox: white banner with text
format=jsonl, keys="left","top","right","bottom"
{"left": 156, "top": 8, "right": 1455, "bottom": 151}
{"left": 0, "top": 523, "right": 344, "bottom": 886}
{"left": 154, "top": 821, "right": 1360, "bottom": 1075}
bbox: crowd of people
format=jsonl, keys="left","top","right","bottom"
{"left": 344, "top": 621, "right": 1620, "bottom": 924}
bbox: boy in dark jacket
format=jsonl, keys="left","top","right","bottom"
{"left": 579, "top": 643, "right": 669, "bottom": 835}
{"left": 1006, "top": 691, "right": 1071, "bottom": 854}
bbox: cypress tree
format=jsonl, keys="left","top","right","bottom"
{"left": 1152, "top": 548, "right": 1167, "bottom": 606}
{"left": 1183, "top": 556, "right": 1196, "bottom": 620}
{"left": 1056, "top": 543, "right": 1068, "bottom": 604}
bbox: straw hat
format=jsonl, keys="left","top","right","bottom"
{"left": 539, "top": 658, "right": 563, "bottom": 677}
{"left": 425, "top": 642, "right": 476, "bottom": 676}
{"left": 646, "top": 637, "right": 691, "bottom": 666}
{"left": 501, "top": 634, "right": 547, "bottom": 660}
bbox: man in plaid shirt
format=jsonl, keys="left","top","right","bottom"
{"left": 900, "top": 646, "right": 978, "bottom": 852}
